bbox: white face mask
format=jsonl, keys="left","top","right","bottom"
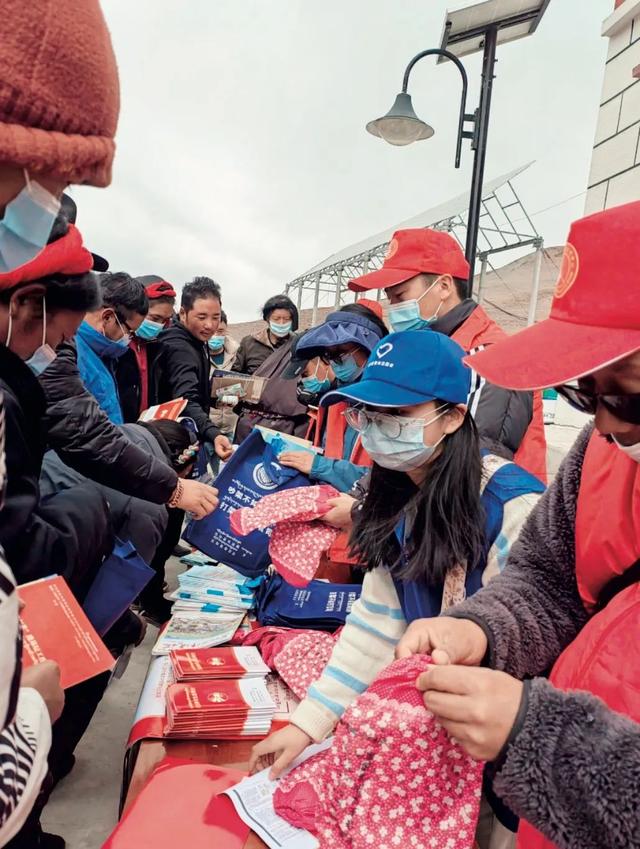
{"left": 612, "top": 436, "right": 640, "bottom": 464}
{"left": 360, "top": 409, "right": 447, "bottom": 472}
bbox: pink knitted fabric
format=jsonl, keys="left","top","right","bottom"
{"left": 273, "top": 630, "right": 340, "bottom": 700}
{"left": 274, "top": 656, "right": 484, "bottom": 849}
{"left": 230, "top": 486, "right": 340, "bottom": 586}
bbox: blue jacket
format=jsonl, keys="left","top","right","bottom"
{"left": 76, "top": 321, "right": 128, "bottom": 424}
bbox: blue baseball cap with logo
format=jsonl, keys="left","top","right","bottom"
{"left": 321, "top": 329, "right": 471, "bottom": 408}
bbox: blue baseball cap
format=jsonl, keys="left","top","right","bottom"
{"left": 321, "top": 330, "right": 471, "bottom": 408}
{"left": 294, "top": 309, "right": 386, "bottom": 360}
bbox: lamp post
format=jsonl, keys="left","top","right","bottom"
{"left": 367, "top": 31, "right": 498, "bottom": 294}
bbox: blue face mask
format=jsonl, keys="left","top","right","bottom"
{"left": 270, "top": 320, "right": 292, "bottom": 338}
{"left": 332, "top": 354, "right": 363, "bottom": 385}
{"left": 208, "top": 335, "right": 225, "bottom": 351}
{"left": 24, "top": 300, "right": 57, "bottom": 376}
{"left": 301, "top": 375, "right": 331, "bottom": 394}
{"left": 135, "top": 318, "right": 164, "bottom": 341}
{"left": 0, "top": 172, "right": 61, "bottom": 274}
{"left": 387, "top": 279, "right": 443, "bottom": 333}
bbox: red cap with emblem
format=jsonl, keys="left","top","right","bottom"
{"left": 463, "top": 200, "right": 640, "bottom": 391}
{"left": 348, "top": 228, "right": 470, "bottom": 292}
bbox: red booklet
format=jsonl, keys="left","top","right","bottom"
{"left": 165, "top": 678, "right": 276, "bottom": 740}
{"left": 138, "top": 397, "right": 188, "bottom": 422}
{"left": 18, "top": 576, "right": 114, "bottom": 689}
{"left": 170, "top": 646, "right": 270, "bottom": 682}
{"left": 102, "top": 758, "right": 249, "bottom": 849}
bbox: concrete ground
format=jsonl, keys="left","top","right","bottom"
{"left": 41, "top": 408, "right": 589, "bottom": 848}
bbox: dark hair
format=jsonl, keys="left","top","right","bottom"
{"left": 350, "top": 410, "right": 485, "bottom": 584}
{"left": 99, "top": 271, "right": 148, "bottom": 317}
{"left": 150, "top": 294, "right": 176, "bottom": 307}
{"left": 339, "top": 302, "right": 388, "bottom": 339}
{"left": 182, "top": 276, "right": 222, "bottom": 311}
{"left": 262, "top": 295, "right": 298, "bottom": 330}
{"left": 139, "top": 419, "right": 199, "bottom": 472}
{"left": 220, "top": 310, "right": 228, "bottom": 324}
{"left": 0, "top": 272, "right": 101, "bottom": 313}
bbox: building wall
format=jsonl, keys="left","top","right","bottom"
{"left": 585, "top": 0, "right": 640, "bottom": 213}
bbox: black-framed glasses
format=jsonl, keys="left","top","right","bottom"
{"left": 556, "top": 383, "right": 640, "bottom": 425}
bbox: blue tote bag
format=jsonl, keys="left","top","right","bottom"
{"left": 83, "top": 539, "right": 154, "bottom": 636}
{"left": 182, "top": 429, "right": 310, "bottom": 578}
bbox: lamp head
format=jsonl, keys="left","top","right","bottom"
{"left": 366, "top": 92, "right": 434, "bottom": 146}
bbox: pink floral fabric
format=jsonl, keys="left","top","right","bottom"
{"left": 274, "top": 656, "right": 484, "bottom": 849}
{"left": 273, "top": 630, "right": 340, "bottom": 700}
{"left": 230, "top": 485, "right": 340, "bottom": 587}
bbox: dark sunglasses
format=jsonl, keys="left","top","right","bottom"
{"left": 556, "top": 383, "right": 640, "bottom": 425}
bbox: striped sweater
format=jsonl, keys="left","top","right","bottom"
{"left": 291, "top": 454, "right": 542, "bottom": 741}
{"left": 0, "top": 392, "right": 51, "bottom": 847}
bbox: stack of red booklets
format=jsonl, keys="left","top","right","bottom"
{"left": 165, "top": 678, "right": 276, "bottom": 740}
{"left": 170, "top": 646, "right": 270, "bottom": 682}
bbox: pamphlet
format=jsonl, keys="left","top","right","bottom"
{"left": 138, "top": 397, "right": 188, "bottom": 422}
{"left": 224, "top": 739, "right": 333, "bottom": 849}
{"left": 18, "top": 576, "right": 115, "bottom": 689}
{"left": 151, "top": 610, "right": 245, "bottom": 656}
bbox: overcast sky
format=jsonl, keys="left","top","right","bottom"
{"left": 74, "top": 0, "right": 611, "bottom": 322}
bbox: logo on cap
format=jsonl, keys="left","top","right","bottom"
{"left": 554, "top": 242, "right": 580, "bottom": 299}
{"left": 384, "top": 239, "right": 399, "bottom": 261}
{"left": 376, "top": 343, "right": 393, "bottom": 358}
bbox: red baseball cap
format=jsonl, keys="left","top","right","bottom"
{"left": 348, "top": 228, "right": 470, "bottom": 292}
{"left": 464, "top": 201, "right": 640, "bottom": 391}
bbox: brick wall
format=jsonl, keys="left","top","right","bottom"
{"left": 585, "top": 0, "right": 640, "bottom": 212}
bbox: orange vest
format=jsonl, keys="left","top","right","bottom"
{"left": 518, "top": 432, "right": 640, "bottom": 848}
{"left": 451, "top": 306, "right": 548, "bottom": 483}
{"left": 307, "top": 401, "right": 372, "bottom": 571}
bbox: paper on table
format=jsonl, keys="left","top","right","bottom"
{"left": 223, "top": 739, "right": 332, "bottom": 849}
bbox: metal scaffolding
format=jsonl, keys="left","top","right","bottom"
{"left": 285, "top": 162, "right": 545, "bottom": 326}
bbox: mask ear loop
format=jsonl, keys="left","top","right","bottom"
{"left": 5, "top": 311, "right": 12, "bottom": 348}
{"left": 41, "top": 298, "right": 47, "bottom": 348}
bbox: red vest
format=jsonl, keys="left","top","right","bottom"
{"left": 517, "top": 432, "right": 640, "bottom": 848}
{"left": 451, "top": 306, "right": 548, "bottom": 483}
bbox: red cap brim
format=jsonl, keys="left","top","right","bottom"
{"left": 348, "top": 266, "right": 419, "bottom": 293}
{"left": 463, "top": 317, "right": 640, "bottom": 390}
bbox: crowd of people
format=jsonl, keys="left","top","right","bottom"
{"left": 0, "top": 2, "right": 638, "bottom": 849}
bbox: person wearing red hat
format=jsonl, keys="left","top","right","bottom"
{"left": 115, "top": 276, "right": 177, "bottom": 422}
{"left": 395, "top": 201, "right": 640, "bottom": 849}
{"left": 349, "top": 228, "right": 548, "bottom": 482}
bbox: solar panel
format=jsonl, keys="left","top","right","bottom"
{"left": 439, "top": 0, "right": 550, "bottom": 60}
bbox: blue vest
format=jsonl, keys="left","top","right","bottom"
{"left": 393, "top": 456, "right": 545, "bottom": 623}
{"left": 76, "top": 321, "right": 127, "bottom": 424}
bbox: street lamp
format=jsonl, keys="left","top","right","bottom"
{"left": 366, "top": 0, "right": 550, "bottom": 294}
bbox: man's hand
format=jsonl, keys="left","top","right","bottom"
{"left": 395, "top": 617, "right": 488, "bottom": 666}
{"left": 214, "top": 434, "right": 234, "bottom": 461}
{"left": 249, "top": 724, "right": 312, "bottom": 779}
{"left": 323, "top": 494, "right": 356, "bottom": 530}
{"left": 175, "top": 478, "right": 219, "bottom": 519}
{"left": 278, "top": 451, "right": 314, "bottom": 476}
{"left": 22, "top": 661, "right": 65, "bottom": 723}
{"left": 417, "top": 665, "right": 523, "bottom": 761}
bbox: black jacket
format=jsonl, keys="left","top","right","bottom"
{"left": 39, "top": 340, "right": 178, "bottom": 504}
{"left": 40, "top": 424, "right": 168, "bottom": 565}
{"left": 114, "top": 339, "right": 162, "bottom": 424}
{"left": 432, "top": 300, "right": 533, "bottom": 459}
{"left": 232, "top": 327, "right": 288, "bottom": 375}
{"left": 153, "top": 322, "right": 220, "bottom": 445}
{"left": 0, "top": 345, "right": 112, "bottom": 597}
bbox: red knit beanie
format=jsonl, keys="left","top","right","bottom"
{"left": 0, "top": 0, "right": 120, "bottom": 187}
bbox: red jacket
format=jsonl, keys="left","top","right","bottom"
{"left": 451, "top": 305, "right": 548, "bottom": 483}
{"left": 518, "top": 431, "right": 640, "bottom": 848}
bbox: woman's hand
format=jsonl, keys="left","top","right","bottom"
{"left": 395, "top": 616, "right": 488, "bottom": 666}
{"left": 214, "top": 434, "right": 234, "bottom": 461}
{"left": 323, "top": 495, "right": 356, "bottom": 529}
{"left": 278, "top": 451, "right": 314, "bottom": 476}
{"left": 248, "top": 724, "right": 312, "bottom": 779}
{"left": 417, "top": 665, "right": 524, "bottom": 761}
{"left": 175, "top": 479, "right": 219, "bottom": 519}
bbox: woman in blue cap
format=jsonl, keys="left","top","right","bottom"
{"left": 251, "top": 330, "right": 545, "bottom": 847}
{"left": 278, "top": 301, "right": 387, "bottom": 493}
